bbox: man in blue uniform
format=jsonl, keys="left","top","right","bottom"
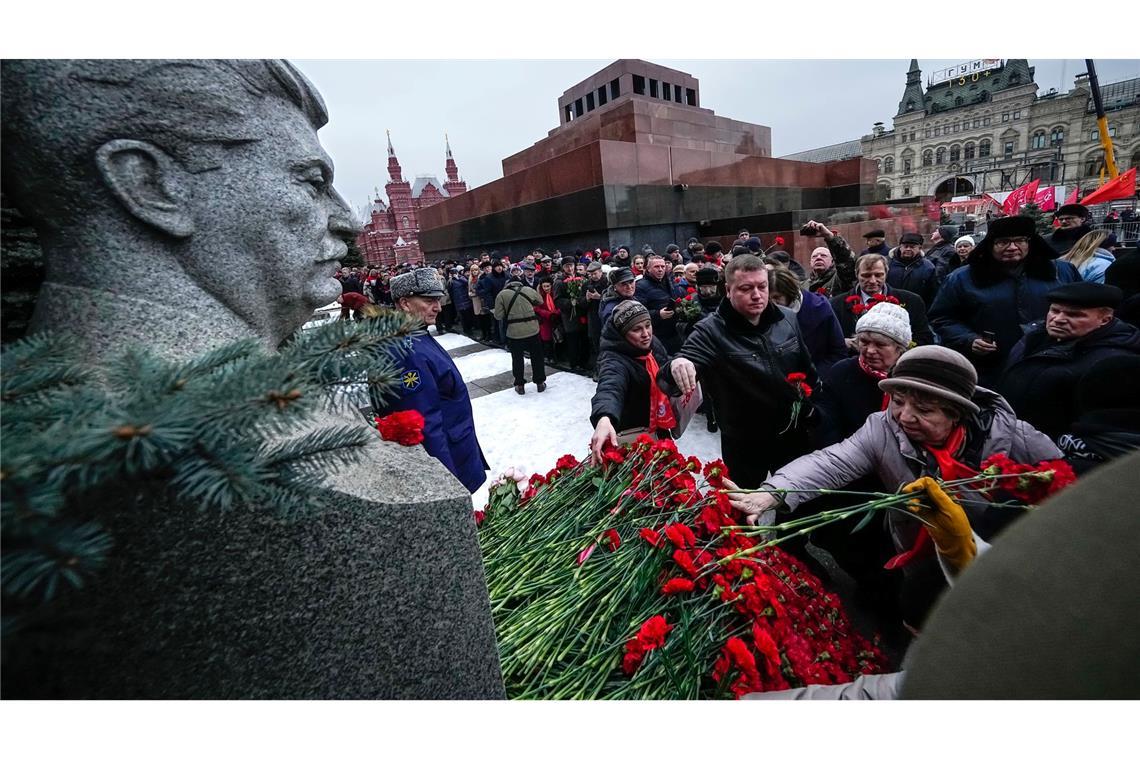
{"left": 374, "top": 267, "right": 489, "bottom": 494}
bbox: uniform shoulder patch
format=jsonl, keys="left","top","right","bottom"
{"left": 401, "top": 369, "right": 422, "bottom": 391}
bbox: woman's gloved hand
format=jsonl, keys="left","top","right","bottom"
{"left": 901, "top": 476, "right": 977, "bottom": 574}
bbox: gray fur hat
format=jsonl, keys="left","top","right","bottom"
{"left": 390, "top": 268, "right": 445, "bottom": 301}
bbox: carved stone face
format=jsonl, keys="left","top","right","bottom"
{"left": 183, "top": 98, "right": 355, "bottom": 335}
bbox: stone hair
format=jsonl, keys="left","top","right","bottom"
{"left": 1, "top": 60, "right": 327, "bottom": 222}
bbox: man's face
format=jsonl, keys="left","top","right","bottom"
{"left": 931, "top": 230, "right": 943, "bottom": 245}
{"left": 738, "top": 231, "right": 750, "bottom": 241}
{"left": 1045, "top": 303, "right": 1112, "bottom": 340}
{"left": 589, "top": 268, "right": 604, "bottom": 282}
{"left": 684, "top": 263, "right": 699, "bottom": 282}
{"left": 616, "top": 279, "right": 636, "bottom": 298}
{"left": 1056, "top": 214, "right": 1084, "bottom": 230}
{"left": 897, "top": 242, "right": 921, "bottom": 261}
{"left": 493, "top": 264, "right": 504, "bottom": 275}
{"left": 990, "top": 235, "right": 1029, "bottom": 266}
{"left": 399, "top": 295, "right": 442, "bottom": 325}
{"left": 575, "top": 263, "right": 586, "bottom": 276}
{"left": 809, "top": 247, "right": 833, "bottom": 273}
{"left": 865, "top": 236, "right": 884, "bottom": 248}
{"left": 647, "top": 258, "right": 668, "bottom": 281}
{"left": 698, "top": 284, "right": 719, "bottom": 299}
{"left": 727, "top": 269, "right": 769, "bottom": 322}
{"left": 188, "top": 100, "right": 355, "bottom": 337}
{"left": 858, "top": 262, "right": 887, "bottom": 294}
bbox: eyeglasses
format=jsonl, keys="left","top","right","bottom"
{"left": 1056, "top": 216, "right": 1081, "bottom": 223}
{"left": 993, "top": 237, "right": 1029, "bottom": 248}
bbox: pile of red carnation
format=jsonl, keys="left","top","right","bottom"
{"left": 479, "top": 435, "right": 887, "bottom": 700}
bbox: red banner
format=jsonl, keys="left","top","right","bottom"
{"left": 1063, "top": 185, "right": 1079, "bottom": 205}
{"left": 1080, "top": 168, "right": 1138, "bottom": 206}
{"left": 1034, "top": 185, "right": 1056, "bottom": 212}
{"left": 1002, "top": 179, "right": 1040, "bottom": 216}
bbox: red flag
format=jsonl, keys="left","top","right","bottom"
{"left": 1002, "top": 179, "right": 1040, "bottom": 216}
{"left": 1080, "top": 167, "right": 1137, "bottom": 206}
{"left": 1034, "top": 185, "right": 1056, "bottom": 212}
{"left": 1063, "top": 185, "right": 1079, "bottom": 205}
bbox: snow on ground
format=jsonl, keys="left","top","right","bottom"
{"left": 458, "top": 344, "right": 725, "bottom": 510}
{"left": 430, "top": 330, "right": 477, "bottom": 351}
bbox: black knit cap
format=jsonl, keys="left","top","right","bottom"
{"left": 1046, "top": 282, "right": 1123, "bottom": 309}
{"left": 879, "top": 345, "right": 980, "bottom": 414}
{"left": 705, "top": 241, "right": 723, "bottom": 255}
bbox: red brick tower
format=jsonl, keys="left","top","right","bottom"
{"left": 443, "top": 133, "right": 468, "bottom": 197}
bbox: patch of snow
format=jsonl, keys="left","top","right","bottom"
{"left": 430, "top": 331, "right": 478, "bottom": 351}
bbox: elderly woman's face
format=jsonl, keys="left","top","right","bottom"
{"left": 955, "top": 241, "right": 974, "bottom": 259}
{"left": 889, "top": 390, "right": 958, "bottom": 446}
{"left": 857, "top": 332, "right": 904, "bottom": 373}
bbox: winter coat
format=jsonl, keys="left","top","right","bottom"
{"left": 533, "top": 289, "right": 560, "bottom": 342}
{"left": 340, "top": 275, "right": 364, "bottom": 295}
{"left": 469, "top": 276, "right": 484, "bottom": 315}
{"left": 803, "top": 234, "right": 857, "bottom": 297}
{"left": 492, "top": 281, "right": 541, "bottom": 340}
{"left": 999, "top": 318, "right": 1140, "bottom": 437}
{"left": 859, "top": 243, "right": 892, "bottom": 257}
{"left": 929, "top": 256, "right": 1081, "bottom": 387}
{"left": 476, "top": 271, "right": 508, "bottom": 312}
{"left": 635, "top": 273, "right": 681, "bottom": 351}
{"left": 554, "top": 277, "right": 587, "bottom": 334}
{"left": 372, "top": 333, "right": 489, "bottom": 493}
{"left": 887, "top": 254, "right": 939, "bottom": 309}
{"left": 657, "top": 298, "right": 817, "bottom": 441}
{"left": 765, "top": 386, "right": 1061, "bottom": 564}
{"left": 794, "top": 290, "right": 848, "bottom": 375}
{"left": 1057, "top": 410, "right": 1140, "bottom": 475}
{"left": 927, "top": 243, "right": 963, "bottom": 285}
{"left": 590, "top": 320, "right": 672, "bottom": 431}
{"left": 448, "top": 275, "right": 473, "bottom": 312}
{"left": 585, "top": 277, "right": 607, "bottom": 340}
{"left": 1074, "top": 249, "right": 1115, "bottom": 284}
{"left": 1045, "top": 223, "right": 1093, "bottom": 256}
{"left": 599, "top": 286, "right": 633, "bottom": 326}
{"left": 828, "top": 285, "right": 936, "bottom": 346}
{"left": 816, "top": 356, "right": 887, "bottom": 447}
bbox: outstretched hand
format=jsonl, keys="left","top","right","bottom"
{"left": 901, "top": 476, "right": 976, "bottom": 573}
{"left": 722, "top": 477, "right": 779, "bottom": 526}
{"left": 590, "top": 417, "right": 619, "bottom": 466}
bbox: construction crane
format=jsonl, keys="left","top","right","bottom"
{"left": 1085, "top": 59, "right": 1120, "bottom": 182}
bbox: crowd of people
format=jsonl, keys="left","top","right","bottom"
{"left": 349, "top": 204, "right": 1140, "bottom": 643}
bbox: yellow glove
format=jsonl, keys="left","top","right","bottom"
{"left": 901, "top": 476, "right": 977, "bottom": 573}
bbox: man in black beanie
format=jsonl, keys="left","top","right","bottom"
{"left": 1046, "top": 203, "right": 1093, "bottom": 256}
{"left": 999, "top": 282, "right": 1140, "bottom": 438}
{"left": 860, "top": 229, "right": 890, "bottom": 257}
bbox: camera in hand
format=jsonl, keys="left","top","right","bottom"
{"left": 981, "top": 331, "right": 997, "bottom": 343}
{"left": 799, "top": 224, "right": 819, "bottom": 236}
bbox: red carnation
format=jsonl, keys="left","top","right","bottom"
{"left": 664, "top": 522, "right": 697, "bottom": 549}
{"left": 556, "top": 453, "right": 580, "bottom": 470}
{"left": 639, "top": 527, "right": 663, "bottom": 547}
{"left": 637, "top": 615, "right": 672, "bottom": 648}
{"left": 774, "top": 236, "right": 785, "bottom": 246}
{"left": 375, "top": 410, "right": 425, "bottom": 446}
{"left": 601, "top": 528, "right": 622, "bottom": 551}
{"left": 661, "top": 577, "right": 695, "bottom": 595}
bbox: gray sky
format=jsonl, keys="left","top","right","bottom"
{"left": 295, "top": 59, "right": 1140, "bottom": 218}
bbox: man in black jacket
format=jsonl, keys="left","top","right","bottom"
{"left": 635, "top": 253, "right": 681, "bottom": 353}
{"left": 1045, "top": 203, "right": 1093, "bottom": 256}
{"left": 658, "top": 254, "right": 817, "bottom": 489}
{"left": 830, "top": 253, "right": 935, "bottom": 348}
{"left": 859, "top": 229, "right": 891, "bottom": 257}
{"left": 887, "top": 232, "right": 939, "bottom": 308}
{"left": 999, "top": 282, "right": 1140, "bottom": 438}
{"left": 583, "top": 261, "right": 607, "bottom": 366}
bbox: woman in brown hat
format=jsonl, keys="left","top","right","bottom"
{"left": 725, "top": 344, "right": 1061, "bottom": 629}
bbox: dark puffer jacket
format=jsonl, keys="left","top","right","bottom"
{"left": 635, "top": 273, "right": 681, "bottom": 352}
{"left": 929, "top": 250, "right": 1081, "bottom": 387}
{"left": 657, "top": 299, "right": 817, "bottom": 439}
{"left": 590, "top": 320, "right": 672, "bottom": 431}
{"left": 795, "top": 290, "right": 848, "bottom": 374}
{"left": 816, "top": 356, "right": 887, "bottom": 447}
{"left": 1045, "top": 223, "right": 1093, "bottom": 256}
{"left": 999, "top": 318, "right": 1140, "bottom": 437}
{"left": 887, "top": 254, "right": 939, "bottom": 308}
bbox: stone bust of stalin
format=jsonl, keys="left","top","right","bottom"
{"left": 1, "top": 59, "right": 358, "bottom": 360}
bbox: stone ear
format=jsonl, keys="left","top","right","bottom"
{"left": 94, "top": 139, "right": 194, "bottom": 238}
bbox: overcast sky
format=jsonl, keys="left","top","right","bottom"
{"left": 295, "top": 59, "right": 1140, "bottom": 218}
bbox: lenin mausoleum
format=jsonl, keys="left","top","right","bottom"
{"left": 418, "top": 60, "right": 936, "bottom": 263}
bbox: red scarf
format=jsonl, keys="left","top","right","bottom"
{"left": 885, "top": 425, "right": 975, "bottom": 571}
{"left": 858, "top": 355, "right": 891, "bottom": 411}
{"left": 637, "top": 352, "right": 677, "bottom": 434}
{"left": 542, "top": 290, "right": 556, "bottom": 313}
